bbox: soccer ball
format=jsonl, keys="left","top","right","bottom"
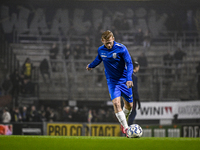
{"left": 126, "top": 124, "right": 143, "bottom": 138}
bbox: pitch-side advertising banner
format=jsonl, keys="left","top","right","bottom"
{"left": 175, "top": 101, "right": 200, "bottom": 119}
{"left": 47, "top": 123, "right": 120, "bottom": 136}
{"left": 136, "top": 101, "right": 200, "bottom": 120}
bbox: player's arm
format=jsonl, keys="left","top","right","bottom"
{"left": 86, "top": 52, "right": 102, "bottom": 71}
{"left": 122, "top": 47, "right": 134, "bottom": 88}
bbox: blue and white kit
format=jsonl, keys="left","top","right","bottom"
{"left": 89, "top": 41, "right": 134, "bottom": 102}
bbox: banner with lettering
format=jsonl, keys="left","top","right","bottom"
{"left": 136, "top": 102, "right": 176, "bottom": 119}
{"left": 136, "top": 101, "right": 200, "bottom": 120}
{"left": 47, "top": 123, "right": 120, "bottom": 136}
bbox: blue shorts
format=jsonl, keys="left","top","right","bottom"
{"left": 108, "top": 83, "right": 133, "bottom": 103}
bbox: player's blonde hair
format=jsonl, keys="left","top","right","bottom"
{"left": 101, "top": 30, "right": 114, "bottom": 40}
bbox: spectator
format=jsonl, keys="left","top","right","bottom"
{"left": 71, "top": 107, "right": 80, "bottom": 122}
{"left": 19, "top": 74, "right": 25, "bottom": 94}
{"left": 11, "top": 107, "right": 22, "bottom": 122}
{"left": 49, "top": 43, "right": 59, "bottom": 72}
{"left": 196, "top": 62, "right": 200, "bottom": 99}
{"left": 38, "top": 105, "right": 45, "bottom": 115}
{"left": 134, "top": 28, "right": 143, "bottom": 45}
{"left": 0, "top": 74, "right": 12, "bottom": 96}
{"left": 39, "top": 111, "right": 47, "bottom": 122}
{"left": 137, "top": 52, "right": 148, "bottom": 82}
{"left": 21, "top": 106, "right": 28, "bottom": 122}
{"left": 10, "top": 69, "right": 20, "bottom": 98}
{"left": 173, "top": 48, "right": 186, "bottom": 79}
{"left": 2, "top": 107, "right": 11, "bottom": 123}
{"left": 45, "top": 106, "right": 51, "bottom": 121}
{"left": 62, "top": 106, "right": 72, "bottom": 122}
{"left": 163, "top": 50, "right": 174, "bottom": 77}
{"left": 28, "top": 105, "right": 38, "bottom": 122}
{"left": 91, "top": 109, "right": 98, "bottom": 122}
{"left": 39, "top": 58, "right": 51, "bottom": 83}
{"left": 63, "top": 43, "right": 71, "bottom": 60}
{"left": 174, "top": 48, "right": 186, "bottom": 65}
{"left": 22, "top": 57, "right": 34, "bottom": 79}
{"left": 21, "top": 78, "right": 35, "bottom": 95}
{"left": 48, "top": 109, "right": 56, "bottom": 122}
{"left": 88, "top": 109, "right": 93, "bottom": 123}
{"left": 143, "top": 29, "right": 151, "bottom": 49}
{"left": 38, "top": 105, "right": 46, "bottom": 122}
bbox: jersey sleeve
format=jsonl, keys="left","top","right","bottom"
{"left": 122, "top": 47, "right": 133, "bottom": 81}
{"left": 88, "top": 51, "right": 102, "bottom": 68}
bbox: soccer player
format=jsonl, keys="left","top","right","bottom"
{"left": 86, "top": 30, "right": 133, "bottom": 136}
{"left": 128, "top": 61, "right": 141, "bottom": 126}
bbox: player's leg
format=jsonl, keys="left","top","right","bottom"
{"left": 112, "top": 97, "right": 129, "bottom": 131}
{"left": 122, "top": 97, "right": 133, "bottom": 120}
{"left": 120, "top": 83, "right": 133, "bottom": 120}
{"left": 108, "top": 84, "right": 129, "bottom": 133}
{"left": 128, "top": 100, "right": 137, "bottom": 126}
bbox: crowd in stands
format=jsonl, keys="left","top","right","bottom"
{"left": 0, "top": 105, "right": 117, "bottom": 123}
{"left": 0, "top": 57, "right": 36, "bottom": 103}
{"left": 163, "top": 47, "right": 187, "bottom": 79}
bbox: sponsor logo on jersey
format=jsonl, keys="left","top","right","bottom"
{"left": 101, "top": 55, "right": 107, "bottom": 57}
{"left": 101, "top": 52, "right": 107, "bottom": 58}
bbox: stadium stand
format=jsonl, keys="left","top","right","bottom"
{"left": 6, "top": 40, "right": 200, "bottom": 103}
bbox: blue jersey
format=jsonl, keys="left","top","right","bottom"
{"left": 89, "top": 41, "right": 133, "bottom": 84}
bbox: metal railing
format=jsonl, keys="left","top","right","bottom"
{"left": 13, "top": 29, "right": 200, "bottom": 47}
{"left": 0, "top": 33, "right": 19, "bottom": 74}
{"left": 34, "top": 58, "right": 198, "bottom": 101}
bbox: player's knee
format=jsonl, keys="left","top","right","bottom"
{"left": 125, "top": 103, "right": 133, "bottom": 110}
{"left": 113, "top": 101, "right": 120, "bottom": 108}
{"left": 129, "top": 103, "right": 133, "bottom": 109}
{"left": 112, "top": 100, "right": 121, "bottom": 110}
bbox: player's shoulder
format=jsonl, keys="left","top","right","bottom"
{"left": 115, "top": 42, "right": 125, "bottom": 48}
{"left": 115, "top": 42, "right": 127, "bottom": 51}
{"left": 98, "top": 44, "right": 106, "bottom": 51}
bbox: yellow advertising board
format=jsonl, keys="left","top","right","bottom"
{"left": 85, "top": 124, "right": 120, "bottom": 136}
{"left": 47, "top": 123, "right": 120, "bottom": 136}
{"left": 47, "top": 123, "right": 83, "bottom": 136}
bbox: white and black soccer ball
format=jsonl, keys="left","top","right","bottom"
{"left": 126, "top": 124, "right": 143, "bottom": 138}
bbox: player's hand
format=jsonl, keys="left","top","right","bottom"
{"left": 138, "top": 101, "right": 141, "bottom": 110}
{"left": 86, "top": 64, "right": 92, "bottom": 71}
{"left": 136, "top": 99, "right": 141, "bottom": 110}
{"left": 126, "top": 81, "right": 133, "bottom": 88}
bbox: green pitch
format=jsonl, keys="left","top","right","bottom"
{"left": 0, "top": 136, "right": 200, "bottom": 150}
